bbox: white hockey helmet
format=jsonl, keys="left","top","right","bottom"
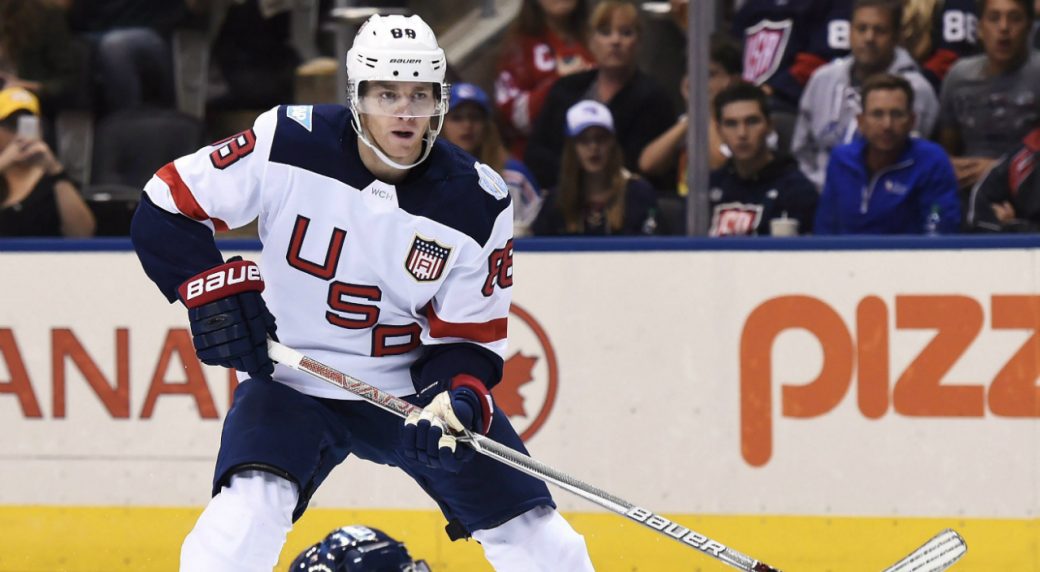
{"left": 346, "top": 14, "right": 450, "bottom": 170}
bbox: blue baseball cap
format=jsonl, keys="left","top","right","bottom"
{"left": 449, "top": 83, "right": 492, "bottom": 115}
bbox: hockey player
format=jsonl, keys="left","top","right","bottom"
{"left": 130, "top": 14, "right": 594, "bottom": 572}
{"left": 288, "top": 525, "right": 430, "bottom": 572}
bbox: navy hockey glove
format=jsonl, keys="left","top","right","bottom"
{"left": 177, "top": 258, "right": 277, "bottom": 380}
{"left": 401, "top": 374, "right": 493, "bottom": 472}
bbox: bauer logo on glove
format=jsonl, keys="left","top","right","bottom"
{"left": 179, "top": 259, "right": 265, "bottom": 308}
{"left": 177, "top": 257, "right": 278, "bottom": 380}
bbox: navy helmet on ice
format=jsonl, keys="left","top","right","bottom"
{"left": 288, "top": 525, "right": 431, "bottom": 572}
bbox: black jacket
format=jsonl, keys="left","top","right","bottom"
{"left": 707, "top": 155, "right": 818, "bottom": 236}
{"left": 970, "top": 127, "right": 1040, "bottom": 232}
{"left": 524, "top": 69, "right": 675, "bottom": 190}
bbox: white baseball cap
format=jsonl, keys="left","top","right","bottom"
{"left": 565, "top": 100, "right": 614, "bottom": 137}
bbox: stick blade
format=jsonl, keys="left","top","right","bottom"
{"left": 882, "top": 529, "right": 967, "bottom": 572}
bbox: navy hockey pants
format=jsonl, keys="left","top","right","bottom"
{"left": 212, "top": 378, "right": 555, "bottom": 534}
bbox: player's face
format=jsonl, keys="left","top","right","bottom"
{"left": 850, "top": 6, "right": 899, "bottom": 72}
{"left": 979, "top": 0, "right": 1032, "bottom": 69}
{"left": 858, "top": 88, "right": 914, "bottom": 154}
{"left": 358, "top": 81, "right": 435, "bottom": 161}
{"left": 573, "top": 126, "right": 614, "bottom": 174}
{"left": 717, "top": 100, "right": 770, "bottom": 163}
{"left": 442, "top": 102, "right": 486, "bottom": 155}
{"left": 590, "top": 11, "right": 639, "bottom": 70}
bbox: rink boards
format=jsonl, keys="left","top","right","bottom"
{"left": 0, "top": 237, "right": 1037, "bottom": 571}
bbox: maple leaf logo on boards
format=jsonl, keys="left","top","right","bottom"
{"left": 492, "top": 304, "right": 558, "bottom": 441}
{"left": 494, "top": 352, "right": 538, "bottom": 417}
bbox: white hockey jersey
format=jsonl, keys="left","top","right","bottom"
{"left": 143, "top": 104, "right": 515, "bottom": 399}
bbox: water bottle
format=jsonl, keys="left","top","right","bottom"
{"left": 641, "top": 208, "right": 658, "bottom": 236}
{"left": 924, "top": 204, "right": 941, "bottom": 236}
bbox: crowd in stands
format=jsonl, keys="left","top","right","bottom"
{"left": 4, "top": 0, "right": 1040, "bottom": 238}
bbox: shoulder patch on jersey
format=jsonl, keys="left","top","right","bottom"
{"left": 286, "top": 105, "right": 313, "bottom": 131}
{"left": 474, "top": 161, "right": 509, "bottom": 200}
{"left": 405, "top": 234, "right": 453, "bottom": 282}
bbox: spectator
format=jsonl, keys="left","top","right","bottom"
{"left": 495, "top": 0, "right": 594, "bottom": 158}
{"left": 708, "top": 83, "right": 817, "bottom": 237}
{"left": 938, "top": 0, "right": 1040, "bottom": 189}
{"left": 732, "top": 0, "right": 853, "bottom": 112}
{"left": 532, "top": 100, "right": 658, "bottom": 236}
{"left": 639, "top": 34, "right": 743, "bottom": 196}
{"left": 206, "top": 0, "right": 300, "bottom": 111}
{"left": 968, "top": 125, "right": 1040, "bottom": 231}
{"left": 815, "top": 74, "right": 960, "bottom": 234}
{"left": 793, "top": 0, "right": 939, "bottom": 191}
{"left": 526, "top": 0, "right": 675, "bottom": 190}
{"left": 0, "top": 87, "right": 94, "bottom": 237}
{"left": 0, "top": 0, "right": 86, "bottom": 117}
{"left": 902, "top": 0, "right": 981, "bottom": 90}
{"left": 65, "top": 0, "right": 187, "bottom": 114}
{"left": 442, "top": 83, "right": 544, "bottom": 236}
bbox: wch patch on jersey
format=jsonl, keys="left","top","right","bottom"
{"left": 286, "top": 105, "right": 313, "bottom": 131}
{"left": 742, "top": 19, "right": 792, "bottom": 86}
{"left": 405, "top": 235, "right": 452, "bottom": 282}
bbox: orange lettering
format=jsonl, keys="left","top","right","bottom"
{"left": 740, "top": 296, "right": 853, "bottom": 467}
{"left": 988, "top": 296, "right": 1040, "bottom": 417}
{"left": 52, "top": 329, "right": 130, "bottom": 418}
{"left": 893, "top": 296, "right": 984, "bottom": 416}
{"left": 140, "top": 329, "right": 218, "bottom": 419}
{"left": 856, "top": 296, "right": 889, "bottom": 419}
{"left": 0, "top": 329, "right": 42, "bottom": 418}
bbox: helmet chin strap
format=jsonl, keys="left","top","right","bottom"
{"left": 351, "top": 109, "right": 437, "bottom": 171}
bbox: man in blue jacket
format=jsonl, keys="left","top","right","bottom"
{"left": 814, "top": 73, "right": 961, "bottom": 234}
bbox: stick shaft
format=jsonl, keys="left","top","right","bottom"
{"left": 267, "top": 340, "right": 779, "bottom": 572}
{"left": 882, "top": 529, "right": 967, "bottom": 572}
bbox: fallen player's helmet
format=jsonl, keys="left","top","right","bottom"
{"left": 288, "top": 525, "right": 431, "bottom": 572}
{"left": 346, "top": 14, "right": 449, "bottom": 169}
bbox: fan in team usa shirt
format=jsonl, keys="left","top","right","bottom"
{"left": 129, "top": 13, "right": 593, "bottom": 572}
{"left": 732, "top": 0, "right": 852, "bottom": 111}
{"left": 708, "top": 83, "right": 818, "bottom": 237}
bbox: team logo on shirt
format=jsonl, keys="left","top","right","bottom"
{"left": 405, "top": 235, "right": 452, "bottom": 282}
{"left": 742, "top": 19, "right": 792, "bottom": 86}
{"left": 710, "top": 202, "right": 764, "bottom": 237}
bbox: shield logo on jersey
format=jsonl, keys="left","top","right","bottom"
{"left": 709, "top": 202, "right": 764, "bottom": 237}
{"left": 405, "top": 235, "right": 452, "bottom": 282}
{"left": 742, "top": 19, "right": 792, "bottom": 86}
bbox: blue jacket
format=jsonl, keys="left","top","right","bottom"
{"left": 814, "top": 136, "right": 961, "bottom": 234}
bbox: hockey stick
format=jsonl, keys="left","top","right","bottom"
{"left": 267, "top": 340, "right": 781, "bottom": 572}
{"left": 267, "top": 340, "right": 968, "bottom": 572}
{"left": 882, "top": 528, "right": 967, "bottom": 572}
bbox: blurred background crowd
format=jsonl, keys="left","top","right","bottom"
{"left": 2, "top": 0, "right": 1039, "bottom": 239}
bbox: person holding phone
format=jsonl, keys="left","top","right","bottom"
{"left": 0, "top": 87, "right": 94, "bottom": 237}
